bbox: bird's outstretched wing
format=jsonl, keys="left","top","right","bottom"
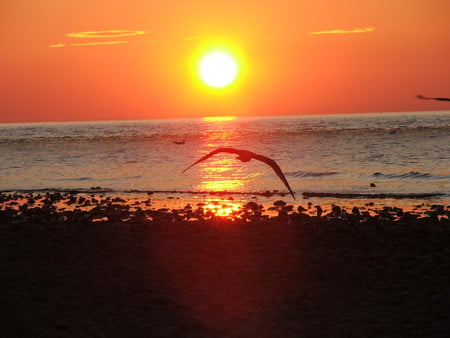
{"left": 417, "top": 94, "right": 450, "bottom": 101}
{"left": 251, "top": 153, "right": 296, "bottom": 200}
{"left": 182, "top": 147, "right": 296, "bottom": 199}
{"left": 181, "top": 147, "right": 241, "bottom": 173}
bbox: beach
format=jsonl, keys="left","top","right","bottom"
{"left": 2, "top": 192, "right": 450, "bottom": 337}
{"left": 1, "top": 112, "right": 449, "bottom": 337}
{"left": 3, "top": 0, "right": 450, "bottom": 335}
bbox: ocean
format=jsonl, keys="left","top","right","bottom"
{"left": 1, "top": 111, "right": 449, "bottom": 206}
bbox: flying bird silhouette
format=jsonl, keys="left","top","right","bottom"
{"left": 182, "top": 147, "right": 296, "bottom": 199}
{"left": 416, "top": 94, "right": 450, "bottom": 102}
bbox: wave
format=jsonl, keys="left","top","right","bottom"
{"left": 1, "top": 124, "right": 449, "bottom": 143}
{"left": 1, "top": 112, "right": 448, "bottom": 142}
{"left": 52, "top": 177, "right": 93, "bottom": 182}
{"left": 302, "top": 192, "right": 445, "bottom": 199}
{"left": 0, "top": 188, "right": 291, "bottom": 198}
{"left": 373, "top": 172, "right": 450, "bottom": 180}
{"left": 2, "top": 188, "right": 446, "bottom": 201}
{"left": 285, "top": 171, "right": 339, "bottom": 178}
{"left": 50, "top": 175, "right": 143, "bottom": 182}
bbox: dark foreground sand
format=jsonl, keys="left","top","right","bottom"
{"left": 1, "top": 193, "right": 450, "bottom": 337}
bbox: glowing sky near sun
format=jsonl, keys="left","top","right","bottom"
{"left": 0, "top": 0, "right": 449, "bottom": 123}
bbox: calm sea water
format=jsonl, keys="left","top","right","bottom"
{"left": 1, "top": 111, "right": 449, "bottom": 204}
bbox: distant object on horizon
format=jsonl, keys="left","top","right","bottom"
{"left": 182, "top": 147, "right": 296, "bottom": 199}
{"left": 173, "top": 140, "right": 185, "bottom": 145}
{"left": 416, "top": 94, "right": 450, "bottom": 102}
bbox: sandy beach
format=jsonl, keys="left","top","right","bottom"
{"left": 1, "top": 192, "right": 450, "bottom": 337}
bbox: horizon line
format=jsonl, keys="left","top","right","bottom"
{"left": 1, "top": 110, "right": 447, "bottom": 125}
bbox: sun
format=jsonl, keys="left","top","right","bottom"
{"left": 199, "top": 52, "right": 238, "bottom": 88}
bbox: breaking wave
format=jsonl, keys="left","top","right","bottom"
{"left": 1, "top": 188, "right": 446, "bottom": 201}
{"left": 286, "top": 171, "right": 339, "bottom": 178}
{"left": 52, "top": 177, "right": 93, "bottom": 182}
{"left": 302, "top": 192, "right": 445, "bottom": 199}
{"left": 373, "top": 172, "right": 450, "bottom": 180}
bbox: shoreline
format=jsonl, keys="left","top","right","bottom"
{"left": 1, "top": 191, "right": 449, "bottom": 224}
{"left": 2, "top": 191, "right": 450, "bottom": 337}
{"left": 2, "top": 188, "right": 445, "bottom": 199}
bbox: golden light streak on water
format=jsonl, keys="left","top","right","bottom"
{"left": 197, "top": 156, "right": 248, "bottom": 192}
{"left": 202, "top": 116, "right": 236, "bottom": 122}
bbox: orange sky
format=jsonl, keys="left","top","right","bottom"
{"left": 1, "top": 0, "right": 449, "bottom": 123}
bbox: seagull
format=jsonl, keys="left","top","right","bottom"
{"left": 182, "top": 147, "right": 296, "bottom": 199}
{"left": 416, "top": 94, "right": 450, "bottom": 102}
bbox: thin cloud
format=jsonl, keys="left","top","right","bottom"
{"left": 182, "top": 36, "right": 205, "bottom": 41}
{"left": 49, "top": 29, "right": 145, "bottom": 48}
{"left": 66, "top": 30, "right": 145, "bottom": 38}
{"left": 49, "top": 41, "right": 129, "bottom": 48}
{"left": 311, "top": 26, "right": 375, "bottom": 35}
{"left": 48, "top": 43, "right": 66, "bottom": 48}
{"left": 146, "top": 39, "right": 164, "bottom": 44}
{"left": 145, "top": 36, "right": 206, "bottom": 44}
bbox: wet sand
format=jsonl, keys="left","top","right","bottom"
{"left": 1, "top": 192, "right": 450, "bottom": 337}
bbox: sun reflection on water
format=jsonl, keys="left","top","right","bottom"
{"left": 202, "top": 200, "right": 242, "bottom": 217}
{"left": 193, "top": 116, "right": 252, "bottom": 195}
{"left": 202, "top": 116, "right": 236, "bottom": 122}
{"left": 197, "top": 156, "right": 248, "bottom": 192}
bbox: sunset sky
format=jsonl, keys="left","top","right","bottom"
{"left": 1, "top": 0, "right": 449, "bottom": 123}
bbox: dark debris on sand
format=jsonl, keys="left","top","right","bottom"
{"left": 1, "top": 192, "right": 449, "bottom": 226}
{"left": 1, "top": 192, "right": 450, "bottom": 337}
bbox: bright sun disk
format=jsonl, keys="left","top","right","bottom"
{"left": 199, "top": 52, "right": 237, "bottom": 88}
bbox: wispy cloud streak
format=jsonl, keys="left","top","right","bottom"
{"left": 49, "top": 29, "right": 145, "bottom": 48}
{"left": 182, "top": 36, "right": 206, "bottom": 41}
{"left": 311, "top": 26, "right": 375, "bottom": 35}
{"left": 49, "top": 41, "right": 129, "bottom": 48}
{"left": 66, "top": 30, "right": 145, "bottom": 38}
